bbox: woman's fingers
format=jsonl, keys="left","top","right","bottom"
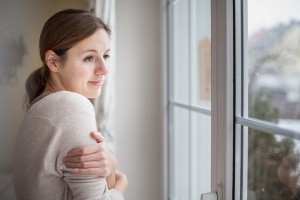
{"left": 66, "top": 132, "right": 105, "bottom": 156}
{"left": 65, "top": 161, "right": 108, "bottom": 169}
{"left": 64, "top": 151, "right": 107, "bottom": 163}
{"left": 67, "top": 143, "right": 106, "bottom": 157}
{"left": 64, "top": 132, "right": 113, "bottom": 177}
{"left": 90, "top": 131, "right": 105, "bottom": 143}
{"left": 71, "top": 167, "right": 111, "bottom": 176}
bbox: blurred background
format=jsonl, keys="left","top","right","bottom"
{"left": 2, "top": 0, "right": 300, "bottom": 200}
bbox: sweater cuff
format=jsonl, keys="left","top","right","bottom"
{"left": 110, "top": 188, "right": 124, "bottom": 200}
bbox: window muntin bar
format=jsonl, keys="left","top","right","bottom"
{"left": 169, "top": 101, "right": 211, "bottom": 116}
{"left": 236, "top": 116, "right": 300, "bottom": 140}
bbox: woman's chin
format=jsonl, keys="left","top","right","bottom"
{"left": 87, "top": 91, "right": 102, "bottom": 99}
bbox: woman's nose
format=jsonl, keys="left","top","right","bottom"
{"left": 95, "top": 60, "right": 109, "bottom": 75}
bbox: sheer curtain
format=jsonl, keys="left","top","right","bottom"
{"left": 88, "top": 0, "right": 116, "bottom": 152}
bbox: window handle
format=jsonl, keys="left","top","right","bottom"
{"left": 201, "top": 184, "right": 223, "bottom": 200}
{"left": 201, "top": 192, "right": 217, "bottom": 200}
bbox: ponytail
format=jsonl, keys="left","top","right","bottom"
{"left": 25, "top": 66, "right": 49, "bottom": 107}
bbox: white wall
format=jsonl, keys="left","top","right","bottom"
{"left": 115, "top": 0, "right": 164, "bottom": 199}
{"left": 0, "top": 0, "right": 87, "bottom": 173}
{"left": 0, "top": 0, "right": 48, "bottom": 173}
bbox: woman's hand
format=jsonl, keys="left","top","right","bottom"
{"left": 114, "top": 170, "right": 128, "bottom": 195}
{"left": 64, "top": 132, "right": 116, "bottom": 179}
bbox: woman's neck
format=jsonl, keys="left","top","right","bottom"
{"left": 43, "top": 80, "right": 64, "bottom": 94}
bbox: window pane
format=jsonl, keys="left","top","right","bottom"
{"left": 247, "top": 127, "right": 300, "bottom": 200}
{"left": 191, "top": 0, "right": 211, "bottom": 108}
{"left": 247, "top": 0, "right": 300, "bottom": 130}
{"left": 191, "top": 112, "right": 211, "bottom": 200}
{"left": 169, "top": 106, "right": 189, "bottom": 200}
{"left": 170, "top": 0, "right": 189, "bottom": 104}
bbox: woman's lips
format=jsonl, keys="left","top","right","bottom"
{"left": 89, "top": 80, "right": 104, "bottom": 86}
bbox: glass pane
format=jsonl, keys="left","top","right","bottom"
{"left": 247, "top": 0, "right": 300, "bottom": 130}
{"left": 247, "top": 127, "right": 300, "bottom": 200}
{"left": 170, "top": 0, "right": 189, "bottom": 104}
{"left": 191, "top": 0, "right": 211, "bottom": 108}
{"left": 169, "top": 106, "right": 189, "bottom": 200}
{"left": 191, "top": 112, "right": 211, "bottom": 200}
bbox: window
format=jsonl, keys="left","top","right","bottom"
{"left": 167, "top": 0, "right": 212, "bottom": 199}
{"left": 235, "top": 0, "right": 300, "bottom": 199}
{"left": 167, "top": 0, "right": 300, "bottom": 199}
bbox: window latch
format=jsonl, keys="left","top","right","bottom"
{"left": 201, "top": 184, "right": 223, "bottom": 200}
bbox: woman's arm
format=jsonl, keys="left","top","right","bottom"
{"left": 68, "top": 138, "right": 128, "bottom": 195}
{"left": 37, "top": 93, "right": 126, "bottom": 199}
{"left": 58, "top": 108, "right": 125, "bottom": 199}
{"left": 64, "top": 132, "right": 117, "bottom": 188}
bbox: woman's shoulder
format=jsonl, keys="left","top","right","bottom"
{"left": 29, "top": 91, "right": 95, "bottom": 117}
{"left": 49, "top": 91, "right": 91, "bottom": 105}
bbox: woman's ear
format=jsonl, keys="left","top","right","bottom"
{"left": 45, "top": 50, "right": 60, "bottom": 72}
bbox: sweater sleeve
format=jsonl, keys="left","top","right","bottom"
{"left": 43, "top": 95, "right": 124, "bottom": 200}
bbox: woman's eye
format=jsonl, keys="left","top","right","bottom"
{"left": 104, "top": 54, "right": 110, "bottom": 60}
{"left": 83, "top": 56, "right": 94, "bottom": 62}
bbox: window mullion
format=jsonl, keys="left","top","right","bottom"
{"left": 211, "top": 0, "right": 234, "bottom": 198}
{"left": 234, "top": 0, "right": 248, "bottom": 199}
{"left": 188, "top": 0, "right": 193, "bottom": 199}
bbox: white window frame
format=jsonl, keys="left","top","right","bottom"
{"left": 166, "top": 0, "right": 213, "bottom": 199}
{"left": 211, "top": 0, "right": 234, "bottom": 199}
{"left": 165, "top": 0, "right": 235, "bottom": 199}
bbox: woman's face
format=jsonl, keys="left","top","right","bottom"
{"left": 57, "top": 29, "right": 110, "bottom": 98}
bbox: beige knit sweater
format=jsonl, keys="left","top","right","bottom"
{"left": 13, "top": 91, "right": 123, "bottom": 200}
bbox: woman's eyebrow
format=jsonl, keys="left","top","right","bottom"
{"left": 81, "top": 49, "right": 111, "bottom": 54}
{"left": 80, "top": 49, "right": 98, "bottom": 54}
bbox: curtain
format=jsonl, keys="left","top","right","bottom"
{"left": 88, "top": 0, "right": 116, "bottom": 153}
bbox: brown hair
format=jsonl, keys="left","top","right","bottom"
{"left": 25, "top": 9, "right": 111, "bottom": 107}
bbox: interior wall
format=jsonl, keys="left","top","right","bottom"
{"left": 115, "top": 0, "right": 164, "bottom": 199}
{"left": 0, "top": 0, "right": 87, "bottom": 173}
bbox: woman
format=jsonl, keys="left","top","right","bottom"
{"left": 13, "top": 9, "right": 127, "bottom": 200}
